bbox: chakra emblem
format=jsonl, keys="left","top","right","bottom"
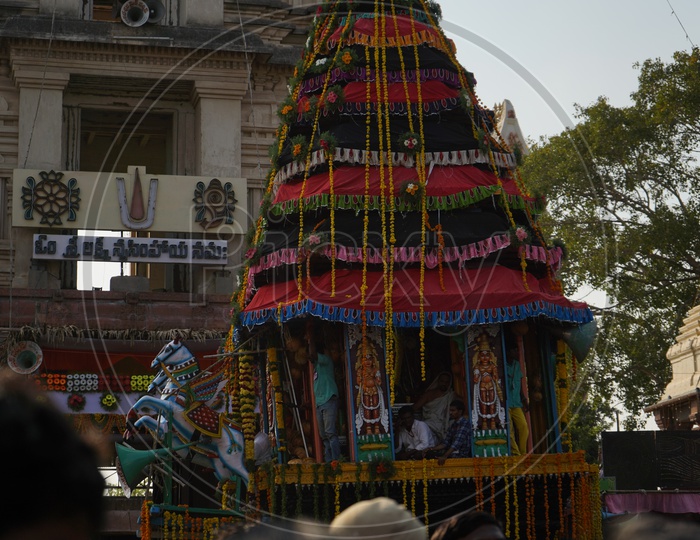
{"left": 193, "top": 178, "right": 237, "bottom": 230}
{"left": 21, "top": 170, "right": 80, "bottom": 226}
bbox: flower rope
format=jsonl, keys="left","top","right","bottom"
{"left": 375, "top": 2, "right": 393, "bottom": 399}
{"left": 409, "top": 7, "right": 428, "bottom": 381}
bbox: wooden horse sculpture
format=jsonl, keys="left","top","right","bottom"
{"left": 124, "top": 338, "right": 248, "bottom": 485}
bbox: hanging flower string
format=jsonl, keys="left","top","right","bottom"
{"left": 359, "top": 33, "right": 373, "bottom": 353}
{"left": 140, "top": 500, "right": 151, "bottom": 540}
{"left": 319, "top": 131, "right": 338, "bottom": 296}
{"left": 543, "top": 471, "right": 551, "bottom": 540}
{"left": 239, "top": 355, "right": 257, "bottom": 469}
{"left": 409, "top": 7, "right": 429, "bottom": 381}
{"left": 503, "top": 457, "right": 511, "bottom": 538}
{"left": 297, "top": 13, "right": 354, "bottom": 299}
{"left": 376, "top": 1, "right": 396, "bottom": 401}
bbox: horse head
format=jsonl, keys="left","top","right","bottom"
{"left": 148, "top": 338, "right": 200, "bottom": 395}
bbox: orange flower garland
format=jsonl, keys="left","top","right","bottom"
{"left": 140, "top": 499, "right": 151, "bottom": 540}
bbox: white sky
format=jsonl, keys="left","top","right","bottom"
{"left": 439, "top": 0, "right": 700, "bottom": 141}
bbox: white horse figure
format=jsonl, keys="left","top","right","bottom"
{"left": 125, "top": 338, "right": 248, "bottom": 485}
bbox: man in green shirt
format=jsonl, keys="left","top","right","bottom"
{"left": 307, "top": 321, "right": 341, "bottom": 461}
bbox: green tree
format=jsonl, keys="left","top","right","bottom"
{"left": 522, "top": 49, "right": 700, "bottom": 429}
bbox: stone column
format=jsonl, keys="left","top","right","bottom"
{"left": 14, "top": 70, "right": 70, "bottom": 288}
{"left": 179, "top": 0, "right": 223, "bottom": 27}
{"left": 191, "top": 79, "right": 247, "bottom": 292}
{"left": 191, "top": 80, "right": 247, "bottom": 178}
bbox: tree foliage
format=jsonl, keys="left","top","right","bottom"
{"left": 521, "top": 49, "right": 700, "bottom": 427}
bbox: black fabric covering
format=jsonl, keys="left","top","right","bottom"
{"left": 312, "top": 45, "right": 466, "bottom": 77}
{"left": 261, "top": 207, "right": 510, "bottom": 254}
{"left": 277, "top": 110, "right": 492, "bottom": 169}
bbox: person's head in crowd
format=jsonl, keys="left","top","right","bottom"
{"left": 613, "top": 514, "right": 700, "bottom": 540}
{"left": 217, "top": 519, "right": 328, "bottom": 539}
{"left": 430, "top": 510, "right": 506, "bottom": 540}
{"left": 0, "top": 372, "right": 106, "bottom": 540}
{"left": 398, "top": 405, "right": 417, "bottom": 430}
{"left": 330, "top": 497, "right": 426, "bottom": 540}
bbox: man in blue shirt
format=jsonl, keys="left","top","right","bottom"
{"left": 307, "top": 321, "right": 341, "bottom": 462}
{"left": 424, "top": 399, "right": 471, "bottom": 465}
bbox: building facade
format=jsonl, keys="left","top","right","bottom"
{"left": 0, "top": 1, "right": 315, "bottom": 530}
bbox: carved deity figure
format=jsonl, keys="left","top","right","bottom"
{"left": 471, "top": 333, "right": 505, "bottom": 430}
{"left": 354, "top": 342, "right": 388, "bottom": 435}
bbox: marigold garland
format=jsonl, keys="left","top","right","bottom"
{"left": 312, "top": 464, "right": 320, "bottom": 519}
{"left": 99, "top": 391, "right": 120, "bottom": 412}
{"left": 422, "top": 458, "right": 429, "bottom": 527}
{"left": 490, "top": 458, "right": 497, "bottom": 515}
{"left": 140, "top": 499, "right": 152, "bottom": 540}
{"left": 375, "top": 4, "right": 396, "bottom": 403}
{"left": 280, "top": 462, "right": 288, "bottom": 518}
{"left": 327, "top": 147, "right": 337, "bottom": 297}
{"left": 296, "top": 465, "right": 304, "bottom": 517}
{"left": 543, "top": 473, "right": 551, "bottom": 540}
{"left": 503, "top": 462, "right": 511, "bottom": 538}
{"left": 526, "top": 475, "right": 535, "bottom": 540}
{"left": 556, "top": 455, "right": 564, "bottom": 538}
{"left": 410, "top": 460, "right": 417, "bottom": 517}
{"left": 163, "top": 511, "right": 171, "bottom": 540}
{"left": 359, "top": 39, "right": 373, "bottom": 352}
{"left": 401, "top": 462, "right": 408, "bottom": 508}
{"left": 67, "top": 392, "right": 86, "bottom": 412}
{"left": 513, "top": 475, "right": 520, "bottom": 540}
{"left": 296, "top": 11, "right": 353, "bottom": 301}
{"left": 408, "top": 7, "right": 429, "bottom": 381}
{"left": 334, "top": 475, "right": 341, "bottom": 516}
{"left": 569, "top": 471, "right": 577, "bottom": 540}
{"left": 474, "top": 457, "right": 483, "bottom": 510}
{"left": 239, "top": 355, "right": 257, "bottom": 467}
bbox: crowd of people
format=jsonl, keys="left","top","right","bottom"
{"left": 5, "top": 369, "right": 700, "bottom": 540}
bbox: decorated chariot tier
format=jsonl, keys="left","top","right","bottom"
{"left": 119, "top": 0, "right": 600, "bottom": 538}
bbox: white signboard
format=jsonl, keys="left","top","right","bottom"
{"left": 32, "top": 234, "right": 228, "bottom": 264}
{"left": 13, "top": 168, "right": 247, "bottom": 234}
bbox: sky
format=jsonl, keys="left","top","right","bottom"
{"left": 83, "top": 0, "right": 700, "bottom": 293}
{"left": 438, "top": 0, "right": 700, "bottom": 141}
{"left": 434, "top": 1, "right": 700, "bottom": 427}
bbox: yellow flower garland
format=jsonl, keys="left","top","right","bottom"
{"left": 334, "top": 475, "right": 341, "bottom": 516}
{"left": 422, "top": 458, "right": 429, "bottom": 527}
{"left": 410, "top": 460, "right": 417, "bottom": 517}
{"left": 408, "top": 9, "right": 428, "bottom": 381}
{"left": 504, "top": 466, "right": 511, "bottom": 538}
{"left": 239, "top": 355, "right": 257, "bottom": 465}
{"left": 163, "top": 511, "right": 170, "bottom": 540}
{"left": 359, "top": 36, "right": 372, "bottom": 351}
{"left": 402, "top": 462, "right": 408, "bottom": 509}
{"left": 377, "top": 4, "right": 395, "bottom": 403}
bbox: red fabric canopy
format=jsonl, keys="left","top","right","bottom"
{"left": 330, "top": 16, "right": 437, "bottom": 44}
{"left": 242, "top": 266, "right": 591, "bottom": 327}
{"left": 273, "top": 165, "right": 526, "bottom": 205}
